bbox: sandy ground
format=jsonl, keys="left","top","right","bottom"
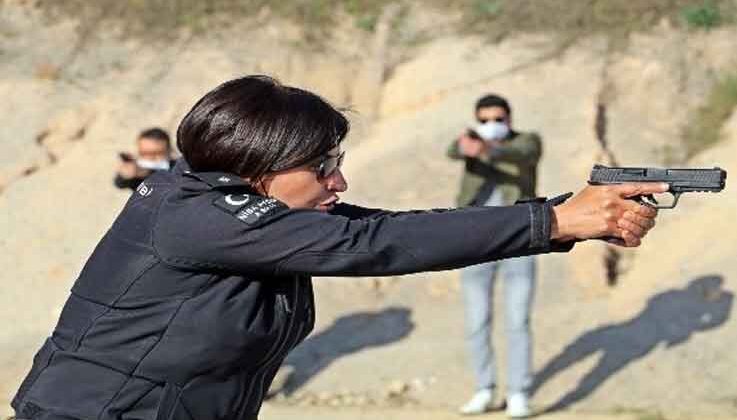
{"left": 258, "top": 404, "right": 737, "bottom": 420}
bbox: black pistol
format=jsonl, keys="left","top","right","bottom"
{"left": 588, "top": 165, "right": 727, "bottom": 209}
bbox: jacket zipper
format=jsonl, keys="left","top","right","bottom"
{"left": 238, "top": 285, "right": 298, "bottom": 417}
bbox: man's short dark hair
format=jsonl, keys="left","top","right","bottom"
{"left": 138, "top": 127, "right": 171, "bottom": 149}
{"left": 177, "top": 75, "right": 349, "bottom": 181}
{"left": 475, "top": 94, "right": 511, "bottom": 116}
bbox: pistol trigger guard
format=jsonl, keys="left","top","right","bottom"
{"left": 666, "top": 192, "right": 681, "bottom": 209}
{"left": 635, "top": 194, "right": 659, "bottom": 208}
{"left": 644, "top": 192, "right": 679, "bottom": 209}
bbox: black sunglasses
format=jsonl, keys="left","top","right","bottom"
{"left": 312, "top": 151, "right": 345, "bottom": 179}
{"left": 477, "top": 116, "right": 507, "bottom": 124}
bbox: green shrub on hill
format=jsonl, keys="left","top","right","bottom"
{"left": 682, "top": 1, "right": 723, "bottom": 29}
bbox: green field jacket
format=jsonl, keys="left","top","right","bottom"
{"left": 447, "top": 131, "right": 542, "bottom": 206}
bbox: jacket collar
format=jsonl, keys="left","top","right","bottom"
{"left": 175, "top": 159, "right": 251, "bottom": 190}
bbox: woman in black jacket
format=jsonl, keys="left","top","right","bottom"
{"left": 13, "top": 75, "right": 663, "bottom": 420}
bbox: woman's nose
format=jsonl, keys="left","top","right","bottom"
{"left": 328, "top": 169, "right": 348, "bottom": 192}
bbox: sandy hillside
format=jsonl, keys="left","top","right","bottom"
{"left": 1, "top": 3, "right": 736, "bottom": 418}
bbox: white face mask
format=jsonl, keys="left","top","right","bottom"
{"left": 137, "top": 159, "right": 171, "bottom": 171}
{"left": 475, "top": 121, "right": 509, "bottom": 141}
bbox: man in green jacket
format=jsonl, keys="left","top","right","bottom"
{"left": 447, "top": 94, "right": 541, "bottom": 418}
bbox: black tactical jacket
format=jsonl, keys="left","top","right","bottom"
{"left": 13, "top": 160, "right": 572, "bottom": 420}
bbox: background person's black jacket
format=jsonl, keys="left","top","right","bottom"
{"left": 13, "top": 159, "right": 573, "bottom": 420}
{"left": 113, "top": 159, "right": 178, "bottom": 190}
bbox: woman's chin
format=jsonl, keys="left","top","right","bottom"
{"left": 316, "top": 204, "right": 335, "bottom": 212}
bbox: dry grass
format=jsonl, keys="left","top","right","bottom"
{"left": 32, "top": 0, "right": 736, "bottom": 44}
{"left": 443, "top": 0, "right": 735, "bottom": 46}
{"left": 684, "top": 71, "right": 737, "bottom": 159}
{"left": 32, "top": 0, "right": 398, "bottom": 43}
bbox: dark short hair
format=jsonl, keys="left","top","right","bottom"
{"left": 475, "top": 94, "right": 511, "bottom": 116}
{"left": 138, "top": 127, "right": 171, "bottom": 149}
{"left": 177, "top": 75, "right": 349, "bottom": 180}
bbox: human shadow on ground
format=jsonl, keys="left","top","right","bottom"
{"left": 531, "top": 275, "right": 732, "bottom": 413}
{"left": 274, "top": 306, "right": 414, "bottom": 396}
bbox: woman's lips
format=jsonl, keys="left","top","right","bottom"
{"left": 318, "top": 197, "right": 339, "bottom": 211}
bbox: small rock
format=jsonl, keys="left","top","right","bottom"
{"left": 384, "top": 379, "right": 409, "bottom": 398}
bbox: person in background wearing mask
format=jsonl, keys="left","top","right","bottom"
{"left": 114, "top": 127, "right": 175, "bottom": 190}
{"left": 447, "top": 94, "right": 542, "bottom": 418}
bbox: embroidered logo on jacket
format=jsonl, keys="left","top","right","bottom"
{"left": 213, "top": 194, "right": 286, "bottom": 225}
{"left": 224, "top": 194, "right": 250, "bottom": 206}
{"left": 136, "top": 182, "right": 153, "bottom": 197}
{"left": 236, "top": 199, "right": 282, "bottom": 224}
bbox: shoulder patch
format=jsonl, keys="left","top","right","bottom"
{"left": 213, "top": 193, "right": 254, "bottom": 214}
{"left": 213, "top": 194, "right": 288, "bottom": 225}
{"left": 234, "top": 198, "right": 287, "bottom": 225}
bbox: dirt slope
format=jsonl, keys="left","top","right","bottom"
{"left": 1, "top": 4, "right": 736, "bottom": 417}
